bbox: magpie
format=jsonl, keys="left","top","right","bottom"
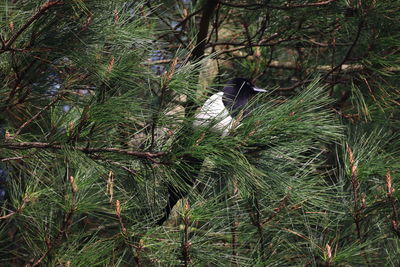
{"left": 194, "top": 77, "right": 266, "bottom": 136}
{"left": 156, "top": 77, "right": 266, "bottom": 225}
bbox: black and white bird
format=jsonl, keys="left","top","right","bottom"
{"left": 157, "top": 77, "right": 266, "bottom": 225}
{"left": 193, "top": 77, "right": 266, "bottom": 136}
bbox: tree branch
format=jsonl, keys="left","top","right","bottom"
{"left": 32, "top": 175, "right": 77, "bottom": 266}
{"left": 323, "top": 16, "right": 364, "bottom": 80}
{"left": 347, "top": 144, "right": 363, "bottom": 239}
{"left": 12, "top": 94, "right": 65, "bottom": 139}
{"left": 0, "top": 156, "right": 27, "bottom": 162}
{"left": 1, "top": 142, "right": 166, "bottom": 159}
{"left": 1, "top": 1, "right": 64, "bottom": 53}
{"left": 190, "top": 0, "right": 219, "bottom": 61}
{"left": 0, "top": 195, "right": 29, "bottom": 220}
{"left": 220, "top": 0, "right": 337, "bottom": 10}
{"left": 386, "top": 170, "right": 400, "bottom": 237}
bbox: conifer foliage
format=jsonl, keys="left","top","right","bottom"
{"left": 1, "top": 0, "right": 399, "bottom": 266}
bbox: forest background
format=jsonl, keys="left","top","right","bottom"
{"left": 0, "top": 0, "right": 399, "bottom": 266}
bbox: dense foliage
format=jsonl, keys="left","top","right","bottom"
{"left": 0, "top": 0, "right": 399, "bottom": 266}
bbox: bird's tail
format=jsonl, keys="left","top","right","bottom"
{"left": 156, "top": 155, "right": 203, "bottom": 226}
{"left": 156, "top": 185, "right": 186, "bottom": 226}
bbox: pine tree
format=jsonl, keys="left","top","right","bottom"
{"left": 1, "top": 0, "right": 399, "bottom": 266}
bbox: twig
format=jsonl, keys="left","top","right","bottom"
{"left": 106, "top": 171, "right": 114, "bottom": 203}
{"left": 150, "top": 58, "right": 178, "bottom": 149}
{"left": 115, "top": 200, "right": 143, "bottom": 266}
{"left": 231, "top": 180, "right": 239, "bottom": 266}
{"left": 347, "top": 144, "right": 363, "bottom": 239}
{"left": 323, "top": 16, "right": 364, "bottom": 80}
{"left": 175, "top": 8, "right": 203, "bottom": 30}
{"left": 206, "top": 1, "right": 221, "bottom": 46}
{"left": 0, "top": 156, "right": 27, "bottom": 162}
{"left": 107, "top": 160, "right": 137, "bottom": 176}
{"left": 240, "top": 16, "right": 253, "bottom": 55}
{"left": 220, "top": 0, "right": 337, "bottom": 10}
{"left": 144, "top": 58, "right": 371, "bottom": 73}
{"left": 0, "top": 35, "right": 5, "bottom": 47}
{"left": 0, "top": 195, "right": 29, "bottom": 220}
{"left": 386, "top": 170, "right": 400, "bottom": 237}
{"left": 278, "top": 79, "right": 313, "bottom": 91}
{"left": 262, "top": 190, "right": 291, "bottom": 226}
{"left": 32, "top": 175, "right": 77, "bottom": 266}
{"left": 325, "top": 243, "right": 333, "bottom": 267}
{"left": 2, "top": 59, "right": 37, "bottom": 113}
{"left": 146, "top": 1, "right": 186, "bottom": 47}
{"left": 1, "top": 1, "right": 64, "bottom": 53}
{"left": 12, "top": 94, "right": 65, "bottom": 139}
{"left": 156, "top": 8, "right": 204, "bottom": 41}
{"left": 181, "top": 199, "right": 191, "bottom": 266}
{"left": 247, "top": 197, "right": 265, "bottom": 259}
{"left": 115, "top": 200, "right": 128, "bottom": 237}
{"left": 1, "top": 141, "right": 166, "bottom": 159}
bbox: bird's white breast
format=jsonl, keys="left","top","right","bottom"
{"left": 193, "top": 92, "right": 234, "bottom": 136}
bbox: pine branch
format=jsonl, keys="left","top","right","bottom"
{"left": 248, "top": 197, "right": 265, "bottom": 259}
{"left": 231, "top": 180, "right": 239, "bottom": 266}
{"left": 156, "top": 8, "right": 204, "bottom": 41}
{"left": 0, "top": 194, "right": 30, "bottom": 220}
{"left": 347, "top": 144, "right": 364, "bottom": 240}
{"left": 104, "top": 160, "right": 138, "bottom": 175}
{"left": 386, "top": 170, "right": 400, "bottom": 237}
{"left": 0, "top": 156, "right": 27, "bottom": 162}
{"left": 220, "top": 0, "right": 337, "bottom": 10}
{"left": 261, "top": 191, "right": 291, "bottom": 226}
{"left": 32, "top": 175, "right": 77, "bottom": 266}
{"left": 181, "top": 199, "right": 191, "bottom": 267}
{"left": 12, "top": 94, "right": 65, "bottom": 139}
{"left": 325, "top": 244, "right": 333, "bottom": 267}
{"left": 115, "top": 200, "right": 144, "bottom": 266}
{"left": 323, "top": 16, "right": 364, "bottom": 80}
{"left": 1, "top": 142, "right": 166, "bottom": 159}
{"left": 144, "top": 58, "right": 380, "bottom": 73}
{"left": 115, "top": 200, "right": 128, "bottom": 239}
{"left": 0, "top": 1, "right": 64, "bottom": 53}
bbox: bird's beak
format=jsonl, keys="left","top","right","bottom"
{"left": 252, "top": 86, "right": 267, "bottom": 93}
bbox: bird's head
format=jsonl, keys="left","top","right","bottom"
{"left": 222, "top": 77, "right": 266, "bottom": 112}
